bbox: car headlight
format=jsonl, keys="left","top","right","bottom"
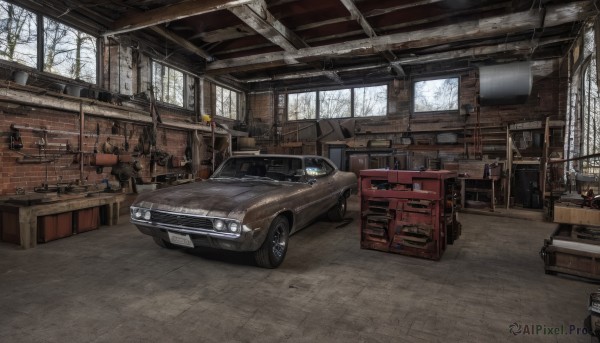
{"left": 131, "top": 207, "right": 151, "bottom": 221}
{"left": 214, "top": 219, "right": 225, "bottom": 231}
{"left": 228, "top": 222, "right": 240, "bottom": 233}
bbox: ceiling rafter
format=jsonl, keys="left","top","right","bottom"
{"left": 229, "top": 0, "right": 343, "bottom": 83}
{"left": 187, "top": 2, "right": 508, "bottom": 56}
{"left": 104, "top": 0, "right": 254, "bottom": 36}
{"left": 205, "top": 1, "right": 592, "bottom": 75}
{"left": 150, "top": 26, "right": 214, "bottom": 61}
{"left": 241, "top": 36, "right": 570, "bottom": 83}
{"left": 230, "top": 0, "right": 308, "bottom": 51}
{"left": 338, "top": 0, "right": 403, "bottom": 76}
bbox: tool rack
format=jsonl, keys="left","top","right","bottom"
{"left": 359, "top": 169, "right": 461, "bottom": 260}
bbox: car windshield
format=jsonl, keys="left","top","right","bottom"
{"left": 212, "top": 156, "right": 304, "bottom": 182}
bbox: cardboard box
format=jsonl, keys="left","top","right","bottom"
{"left": 38, "top": 212, "right": 72, "bottom": 243}
{"left": 75, "top": 207, "right": 99, "bottom": 233}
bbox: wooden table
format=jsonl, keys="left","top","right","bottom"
{"left": 0, "top": 193, "right": 126, "bottom": 249}
{"left": 459, "top": 177, "right": 499, "bottom": 211}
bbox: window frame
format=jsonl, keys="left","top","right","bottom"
{"left": 151, "top": 60, "right": 196, "bottom": 110}
{"left": 287, "top": 91, "right": 317, "bottom": 121}
{"left": 0, "top": 1, "right": 99, "bottom": 85}
{"left": 285, "top": 84, "right": 388, "bottom": 121}
{"left": 215, "top": 84, "right": 240, "bottom": 119}
{"left": 353, "top": 85, "right": 388, "bottom": 118}
{"left": 412, "top": 75, "right": 460, "bottom": 114}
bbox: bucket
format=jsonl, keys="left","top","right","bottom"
{"left": 66, "top": 85, "right": 83, "bottom": 97}
{"left": 13, "top": 71, "right": 28, "bottom": 85}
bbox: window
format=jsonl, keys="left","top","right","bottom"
{"left": 320, "top": 89, "right": 351, "bottom": 118}
{"left": 152, "top": 61, "right": 185, "bottom": 107}
{"left": 582, "top": 27, "right": 598, "bottom": 160}
{"left": 43, "top": 18, "right": 96, "bottom": 83}
{"left": 354, "top": 85, "right": 387, "bottom": 117}
{"left": 288, "top": 91, "right": 316, "bottom": 120}
{"left": 0, "top": 1, "right": 98, "bottom": 84}
{"left": 216, "top": 85, "right": 238, "bottom": 119}
{"left": 285, "top": 85, "right": 388, "bottom": 120}
{"left": 0, "top": 1, "right": 37, "bottom": 68}
{"left": 413, "top": 77, "right": 459, "bottom": 113}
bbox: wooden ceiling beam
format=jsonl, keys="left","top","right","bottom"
{"left": 150, "top": 26, "right": 214, "bottom": 61}
{"left": 338, "top": 0, "right": 403, "bottom": 75}
{"left": 229, "top": 0, "right": 307, "bottom": 51}
{"left": 104, "top": 0, "right": 254, "bottom": 36}
{"left": 239, "top": 37, "right": 571, "bottom": 82}
{"left": 229, "top": 0, "right": 343, "bottom": 83}
{"left": 206, "top": 1, "right": 592, "bottom": 74}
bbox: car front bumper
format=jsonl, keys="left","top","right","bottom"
{"left": 132, "top": 221, "right": 266, "bottom": 252}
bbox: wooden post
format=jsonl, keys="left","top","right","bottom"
{"left": 79, "top": 103, "right": 84, "bottom": 183}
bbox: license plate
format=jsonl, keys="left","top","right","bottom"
{"left": 167, "top": 231, "right": 194, "bottom": 248}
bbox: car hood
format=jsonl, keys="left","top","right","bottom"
{"left": 133, "top": 179, "right": 297, "bottom": 219}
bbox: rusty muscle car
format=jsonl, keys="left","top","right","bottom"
{"left": 130, "top": 155, "right": 357, "bottom": 268}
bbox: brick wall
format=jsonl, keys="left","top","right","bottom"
{"left": 0, "top": 105, "right": 193, "bottom": 196}
{"left": 245, "top": 60, "right": 567, "bottom": 163}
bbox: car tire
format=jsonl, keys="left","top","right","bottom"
{"left": 254, "top": 215, "right": 289, "bottom": 268}
{"left": 153, "top": 236, "right": 177, "bottom": 249}
{"left": 327, "top": 196, "right": 347, "bottom": 222}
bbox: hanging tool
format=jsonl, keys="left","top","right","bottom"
{"left": 148, "top": 87, "right": 163, "bottom": 151}
{"left": 124, "top": 122, "right": 129, "bottom": 152}
{"left": 94, "top": 123, "right": 100, "bottom": 153}
{"left": 9, "top": 129, "right": 23, "bottom": 150}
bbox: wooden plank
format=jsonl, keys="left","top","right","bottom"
{"left": 106, "top": 0, "right": 254, "bottom": 36}
{"left": 150, "top": 26, "right": 212, "bottom": 60}
{"left": 554, "top": 205, "right": 600, "bottom": 226}
{"left": 230, "top": 0, "right": 307, "bottom": 52}
{"left": 0, "top": 86, "right": 229, "bottom": 136}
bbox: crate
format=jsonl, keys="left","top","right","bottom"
{"left": 74, "top": 207, "right": 100, "bottom": 233}
{"left": 541, "top": 224, "right": 600, "bottom": 280}
{"left": 37, "top": 212, "right": 73, "bottom": 243}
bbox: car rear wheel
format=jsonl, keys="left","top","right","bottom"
{"left": 254, "top": 215, "right": 289, "bottom": 268}
{"left": 327, "top": 195, "right": 347, "bottom": 222}
{"left": 153, "top": 236, "right": 177, "bottom": 249}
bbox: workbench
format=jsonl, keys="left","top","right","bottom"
{"left": 0, "top": 193, "right": 126, "bottom": 249}
{"left": 540, "top": 204, "right": 600, "bottom": 280}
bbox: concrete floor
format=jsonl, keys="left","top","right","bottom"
{"left": 0, "top": 195, "right": 597, "bottom": 342}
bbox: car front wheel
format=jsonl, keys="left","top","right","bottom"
{"left": 327, "top": 195, "right": 347, "bottom": 222}
{"left": 254, "top": 215, "right": 289, "bottom": 268}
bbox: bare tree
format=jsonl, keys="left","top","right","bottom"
{"left": 44, "top": 18, "right": 96, "bottom": 82}
{"left": 0, "top": 1, "right": 36, "bottom": 66}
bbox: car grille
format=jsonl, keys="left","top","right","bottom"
{"left": 150, "top": 210, "right": 214, "bottom": 230}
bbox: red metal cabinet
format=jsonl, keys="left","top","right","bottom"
{"left": 359, "top": 169, "right": 461, "bottom": 260}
